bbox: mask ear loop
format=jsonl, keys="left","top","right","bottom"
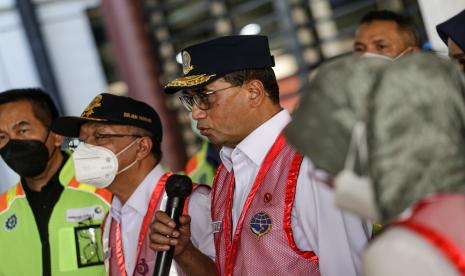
{"left": 392, "top": 47, "right": 410, "bottom": 61}
{"left": 343, "top": 121, "right": 372, "bottom": 236}
{"left": 116, "top": 138, "right": 142, "bottom": 175}
{"left": 343, "top": 121, "right": 367, "bottom": 172}
{"left": 115, "top": 137, "right": 141, "bottom": 157}
{"left": 357, "top": 122, "right": 369, "bottom": 175}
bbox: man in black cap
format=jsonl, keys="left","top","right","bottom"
{"left": 52, "top": 93, "right": 214, "bottom": 276}
{"left": 0, "top": 88, "right": 111, "bottom": 276}
{"left": 436, "top": 10, "right": 465, "bottom": 72}
{"left": 150, "top": 35, "right": 369, "bottom": 275}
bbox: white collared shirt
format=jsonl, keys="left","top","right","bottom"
{"left": 220, "top": 109, "right": 370, "bottom": 276}
{"left": 110, "top": 164, "right": 214, "bottom": 276}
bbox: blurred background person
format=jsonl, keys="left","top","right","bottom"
{"left": 0, "top": 89, "right": 111, "bottom": 276}
{"left": 436, "top": 9, "right": 465, "bottom": 72}
{"left": 286, "top": 53, "right": 465, "bottom": 276}
{"left": 353, "top": 10, "right": 420, "bottom": 58}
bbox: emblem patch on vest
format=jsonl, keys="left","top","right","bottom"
{"left": 4, "top": 213, "right": 17, "bottom": 231}
{"left": 136, "top": 258, "right": 149, "bottom": 275}
{"left": 250, "top": 212, "right": 272, "bottom": 240}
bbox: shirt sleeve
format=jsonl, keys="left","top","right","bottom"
{"left": 188, "top": 186, "right": 216, "bottom": 260}
{"left": 292, "top": 157, "right": 371, "bottom": 276}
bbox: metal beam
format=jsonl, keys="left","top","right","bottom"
{"left": 15, "top": 0, "right": 63, "bottom": 114}
{"left": 100, "top": 0, "right": 187, "bottom": 171}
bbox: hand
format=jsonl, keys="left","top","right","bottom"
{"left": 149, "top": 210, "right": 192, "bottom": 257}
{"left": 149, "top": 211, "right": 217, "bottom": 276}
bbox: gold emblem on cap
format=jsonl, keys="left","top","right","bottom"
{"left": 165, "top": 74, "right": 217, "bottom": 88}
{"left": 81, "top": 95, "right": 102, "bottom": 118}
{"left": 182, "top": 51, "right": 194, "bottom": 75}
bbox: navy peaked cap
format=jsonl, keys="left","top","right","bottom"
{"left": 164, "top": 35, "right": 275, "bottom": 94}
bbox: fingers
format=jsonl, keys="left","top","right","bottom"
{"left": 154, "top": 210, "right": 176, "bottom": 228}
{"left": 149, "top": 231, "right": 178, "bottom": 251}
{"left": 149, "top": 212, "right": 193, "bottom": 255}
{"left": 151, "top": 220, "right": 180, "bottom": 237}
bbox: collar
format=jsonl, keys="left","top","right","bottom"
{"left": 110, "top": 164, "right": 165, "bottom": 221}
{"left": 220, "top": 109, "right": 290, "bottom": 172}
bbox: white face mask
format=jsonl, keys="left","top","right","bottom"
{"left": 72, "top": 139, "right": 140, "bottom": 188}
{"left": 333, "top": 121, "right": 380, "bottom": 221}
{"left": 360, "top": 47, "right": 410, "bottom": 61}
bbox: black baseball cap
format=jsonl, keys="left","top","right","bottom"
{"left": 52, "top": 93, "right": 163, "bottom": 142}
{"left": 164, "top": 35, "right": 275, "bottom": 94}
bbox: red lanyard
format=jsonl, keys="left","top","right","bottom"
{"left": 115, "top": 172, "right": 172, "bottom": 276}
{"left": 223, "top": 134, "right": 286, "bottom": 275}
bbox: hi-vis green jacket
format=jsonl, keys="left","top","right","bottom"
{"left": 0, "top": 157, "right": 112, "bottom": 276}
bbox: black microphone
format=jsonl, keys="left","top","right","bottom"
{"left": 153, "top": 174, "right": 193, "bottom": 276}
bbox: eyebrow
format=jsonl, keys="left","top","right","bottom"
{"left": 372, "top": 39, "right": 389, "bottom": 44}
{"left": 12, "top": 121, "right": 30, "bottom": 130}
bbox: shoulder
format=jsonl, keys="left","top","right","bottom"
{"left": 188, "top": 184, "right": 211, "bottom": 216}
{"left": 62, "top": 184, "right": 112, "bottom": 207}
{"left": 189, "top": 184, "right": 211, "bottom": 204}
{"left": 296, "top": 156, "right": 333, "bottom": 193}
{"left": 0, "top": 182, "right": 24, "bottom": 216}
{"left": 363, "top": 227, "right": 457, "bottom": 276}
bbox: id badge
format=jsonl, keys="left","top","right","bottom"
{"left": 74, "top": 224, "right": 104, "bottom": 267}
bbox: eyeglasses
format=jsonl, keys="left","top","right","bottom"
{"left": 68, "top": 133, "right": 142, "bottom": 150}
{"left": 179, "top": 85, "right": 239, "bottom": 112}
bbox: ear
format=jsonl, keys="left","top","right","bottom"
{"left": 51, "top": 131, "right": 64, "bottom": 147}
{"left": 136, "top": 136, "right": 153, "bottom": 160}
{"left": 245, "top": 80, "right": 266, "bottom": 107}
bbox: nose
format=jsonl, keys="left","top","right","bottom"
{"left": 191, "top": 104, "right": 207, "bottom": 120}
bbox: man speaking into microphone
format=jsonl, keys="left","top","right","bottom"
{"left": 150, "top": 35, "right": 369, "bottom": 276}
{"left": 52, "top": 93, "right": 214, "bottom": 276}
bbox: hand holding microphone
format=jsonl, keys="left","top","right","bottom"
{"left": 151, "top": 175, "right": 193, "bottom": 276}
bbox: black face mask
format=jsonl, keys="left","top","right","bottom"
{"left": 0, "top": 139, "right": 50, "bottom": 178}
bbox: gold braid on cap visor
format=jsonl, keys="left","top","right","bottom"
{"left": 165, "top": 74, "right": 216, "bottom": 88}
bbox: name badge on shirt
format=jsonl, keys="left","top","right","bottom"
{"left": 212, "top": 221, "right": 222, "bottom": 233}
{"left": 66, "top": 205, "right": 105, "bottom": 222}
